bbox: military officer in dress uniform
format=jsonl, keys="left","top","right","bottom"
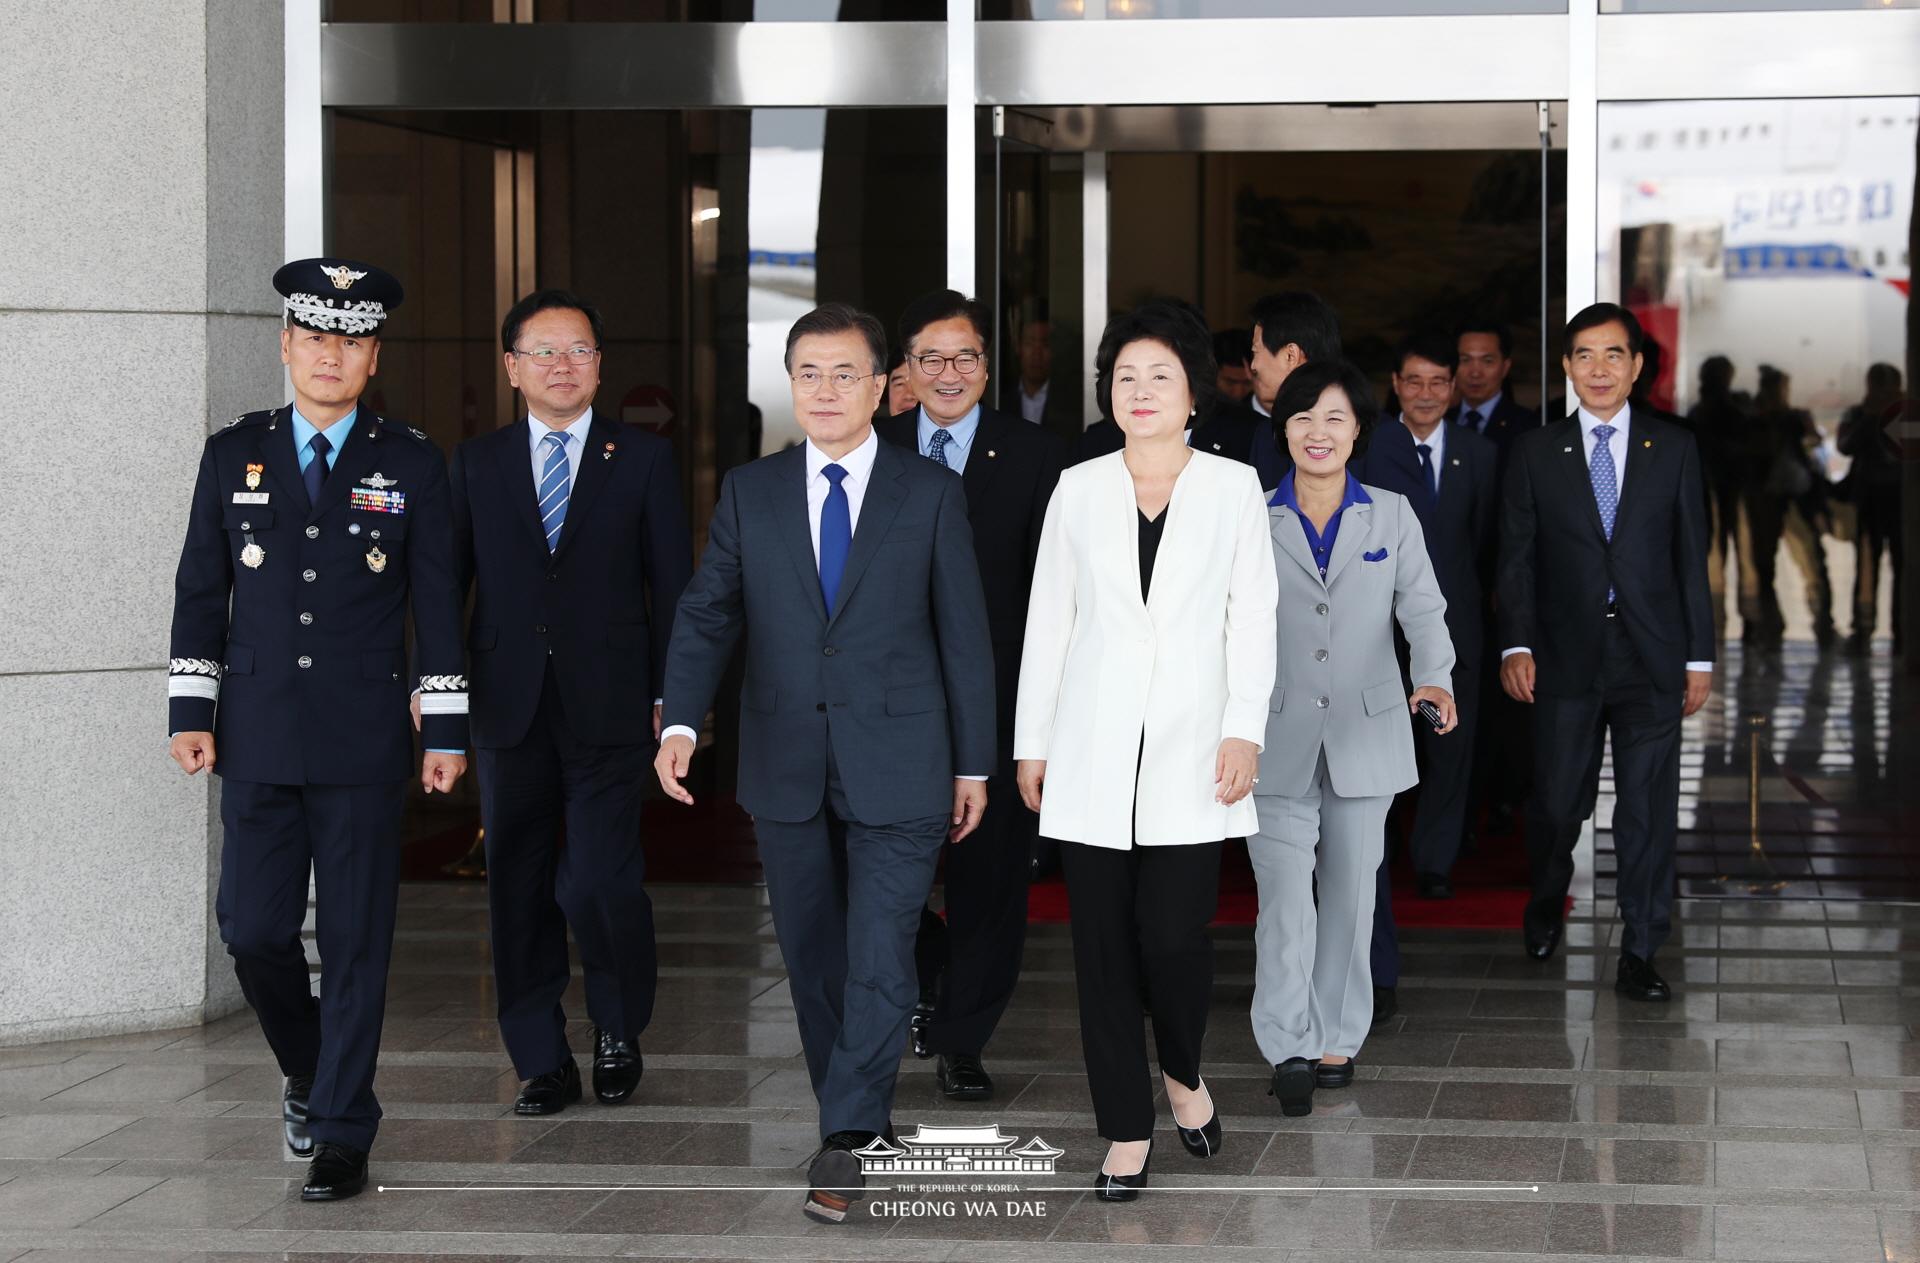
{"left": 167, "top": 258, "right": 469, "bottom": 1203}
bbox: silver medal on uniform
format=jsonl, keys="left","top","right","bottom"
{"left": 241, "top": 542, "right": 265, "bottom": 569}
{"left": 366, "top": 545, "right": 387, "bottom": 573}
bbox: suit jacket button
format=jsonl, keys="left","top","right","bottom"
{"left": 1315, "top": 603, "right": 1328, "bottom": 615}
{"left": 547, "top": 572, "right": 559, "bottom": 581}
{"left": 535, "top": 624, "right": 548, "bottom": 634}
{"left": 297, "top": 655, "right": 313, "bottom": 669}
{"left": 299, "top": 612, "right": 313, "bottom": 626}
{"left": 1314, "top": 649, "right": 1328, "bottom": 661}
{"left": 1316, "top": 695, "right": 1330, "bottom": 708}
{"left": 302, "top": 569, "right": 318, "bottom": 583}
{"left": 817, "top": 703, "right": 827, "bottom": 712}
{"left": 305, "top": 525, "right": 320, "bottom": 539}
{"left": 823, "top": 646, "right": 836, "bottom": 656}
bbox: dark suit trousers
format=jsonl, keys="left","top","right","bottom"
{"left": 917, "top": 757, "right": 1034, "bottom": 1057}
{"left": 217, "top": 778, "right": 405, "bottom": 1152}
{"left": 478, "top": 665, "right": 657, "bottom": 1080}
{"left": 753, "top": 743, "right": 947, "bottom": 1140}
{"left": 1525, "top": 620, "right": 1682, "bottom": 961}
{"left": 1409, "top": 660, "right": 1480, "bottom": 876}
{"left": 1060, "top": 840, "right": 1221, "bottom": 1143}
{"left": 1370, "top": 854, "right": 1399, "bottom": 988}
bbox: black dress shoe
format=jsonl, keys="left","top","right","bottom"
{"left": 1416, "top": 872, "right": 1454, "bottom": 900}
{"left": 300, "top": 1141, "right": 368, "bottom": 1201}
{"left": 592, "top": 1029, "right": 644, "bottom": 1104}
{"left": 1614, "top": 952, "right": 1672, "bottom": 1003}
{"left": 803, "top": 1131, "right": 868, "bottom": 1223}
{"left": 909, "top": 999, "right": 936, "bottom": 1060}
{"left": 936, "top": 1053, "right": 993, "bottom": 1101}
{"left": 1524, "top": 923, "right": 1563, "bottom": 960}
{"left": 1314, "top": 1058, "right": 1356, "bottom": 1089}
{"left": 1093, "top": 1140, "right": 1152, "bottom": 1202}
{"left": 515, "top": 1057, "right": 583, "bottom": 1116}
{"left": 1371, "top": 985, "right": 1398, "bottom": 1029}
{"left": 282, "top": 1074, "right": 314, "bottom": 1158}
{"left": 1270, "top": 1057, "right": 1315, "bottom": 1117}
{"left": 1173, "top": 1085, "right": 1223, "bottom": 1159}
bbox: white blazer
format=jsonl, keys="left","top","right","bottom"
{"left": 1014, "top": 450, "right": 1278, "bottom": 848}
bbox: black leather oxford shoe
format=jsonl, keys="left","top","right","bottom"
{"left": 300, "top": 1141, "right": 369, "bottom": 1201}
{"left": 803, "top": 1131, "right": 868, "bottom": 1223}
{"left": 515, "top": 1057, "right": 583, "bottom": 1116}
{"left": 1416, "top": 872, "right": 1454, "bottom": 899}
{"left": 1371, "top": 985, "right": 1398, "bottom": 1028}
{"left": 282, "top": 1074, "right": 314, "bottom": 1158}
{"left": 592, "top": 1029, "right": 644, "bottom": 1104}
{"left": 1614, "top": 952, "right": 1672, "bottom": 1003}
{"left": 1524, "top": 922, "right": 1563, "bottom": 960}
{"left": 936, "top": 1053, "right": 993, "bottom": 1101}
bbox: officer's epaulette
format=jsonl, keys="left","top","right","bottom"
{"left": 213, "top": 409, "right": 277, "bottom": 439}
{"left": 374, "top": 415, "right": 435, "bottom": 445}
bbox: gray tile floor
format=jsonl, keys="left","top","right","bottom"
{"left": 4, "top": 883, "right": 1920, "bottom": 1262}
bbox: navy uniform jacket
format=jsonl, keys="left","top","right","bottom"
{"left": 168, "top": 406, "right": 468, "bottom": 783}
{"left": 450, "top": 415, "right": 693, "bottom": 749}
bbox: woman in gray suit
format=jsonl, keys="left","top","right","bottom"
{"left": 1248, "top": 359, "right": 1458, "bottom": 1116}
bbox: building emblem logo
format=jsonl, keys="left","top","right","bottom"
{"left": 852, "top": 1124, "right": 1063, "bottom": 1176}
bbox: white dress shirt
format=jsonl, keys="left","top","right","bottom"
{"left": 1460, "top": 390, "right": 1502, "bottom": 434}
{"left": 1404, "top": 415, "right": 1447, "bottom": 491}
{"left": 527, "top": 406, "right": 593, "bottom": 491}
{"left": 1019, "top": 382, "right": 1048, "bottom": 425}
{"left": 1502, "top": 403, "right": 1711, "bottom": 673}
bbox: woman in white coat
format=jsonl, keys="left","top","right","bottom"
{"left": 1015, "top": 301, "right": 1277, "bottom": 1200}
{"left": 1249, "top": 358, "right": 1457, "bottom": 1117}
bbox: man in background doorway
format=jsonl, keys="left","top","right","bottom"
{"left": 1192, "top": 292, "right": 1342, "bottom": 489}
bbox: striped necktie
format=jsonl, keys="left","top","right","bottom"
{"left": 538, "top": 431, "right": 571, "bottom": 552}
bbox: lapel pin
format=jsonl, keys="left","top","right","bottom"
{"left": 987, "top": 449, "right": 997, "bottom": 458}
{"left": 1643, "top": 439, "right": 1653, "bottom": 448}
{"left": 1450, "top": 458, "right": 1460, "bottom": 466}
{"left": 603, "top": 441, "right": 616, "bottom": 460}
{"left": 1564, "top": 446, "right": 1574, "bottom": 452}
{"left": 245, "top": 464, "right": 263, "bottom": 489}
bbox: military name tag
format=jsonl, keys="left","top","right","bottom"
{"left": 232, "top": 491, "right": 270, "bottom": 505}
{"left": 240, "top": 543, "right": 265, "bottom": 569}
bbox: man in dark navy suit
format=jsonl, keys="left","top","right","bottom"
{"left": 656, "top": 304, "right": 995, "bottom": 1224}
{"left": 449, "top": 290, "right": 693, "bottom": 1118}
{"left": 1500, "top": 303, "right": 1715, "bottom": 1000}
{"left": 877, "top": 290, "right": 1063, "bottom": 1103}
{"left": 1189, "top": 291, "right": 1342, "bottom": 487}
{"left": 1455, "top": 318, "right": 1543, "bottom": 842}
{"left": 168, "top": 258, "right": 468, "bottom": 1202}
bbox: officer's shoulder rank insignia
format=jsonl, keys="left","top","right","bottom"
{"left": 408, "top": 426, "right": 428, "bottom": 441}
{"left": 224, "top": 415, "right": 243, "bottom": 428}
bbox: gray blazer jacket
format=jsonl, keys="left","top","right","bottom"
{"left": 661, "top": 437, "right": 997, "bottom": 826}
{"left": 1256, "top": 484, "right": 1455, "bottom": 800}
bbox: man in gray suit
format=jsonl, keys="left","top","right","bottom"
{"left": 654, "top": 303, "right": 996, "bottom": 1225}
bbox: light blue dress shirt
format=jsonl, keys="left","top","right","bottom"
{"left": 917, "top": 404, "right": 981, "bottom": 474}
{"left": 291, "top": 406, "right": 354, "bottom": 472}
{"left": 527, "top": 406, "right": 594, "bottom": 492}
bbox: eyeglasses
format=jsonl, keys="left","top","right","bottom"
{"left": 513, "top": 346, "right": 600, "bottom": 366}
{"left": 791, "top": 369, "right": 874, "bottom": 395}
{"left": 913, "top": 351, "right": 982, "bottom": 376}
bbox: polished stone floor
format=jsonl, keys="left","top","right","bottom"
{"left": 6, "top": 875, "right": 1920, "bottom": 1263}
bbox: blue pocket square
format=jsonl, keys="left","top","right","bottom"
{"left": 1364, "top": 547, "right": 1389, "bottom": 562}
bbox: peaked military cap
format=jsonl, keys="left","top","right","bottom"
{"left": 273, "top": 257, "right": 404, "bottom": 336}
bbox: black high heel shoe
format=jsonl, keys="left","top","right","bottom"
{"left": 1270, "top": 1057, "right": 1315, "bottom": 1117}
{"left": 1094, "top": 1140, "right": 1153, "bottom": 1202}
{"left": 1173, "top": 1081, "right": 1223, "bottom": 1158}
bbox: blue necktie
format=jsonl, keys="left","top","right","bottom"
{"left": 538, "top": 431, "right": 571, "bottom": 552}
{"left": 1416, "top": 442, "right": 1437, "bottom": 498}
{"left": 928, "top": 428, "right": 952, "bottom": 468}
{"left": 1464, "top": 408, "right": 1485, "bottom": 434}
{"left": 1590, "top": 423, "right": 1619, "bottom": 603}
{"left": 818, "top": 464, "right": 851, "bottom": 615}
{"left": 302, "top": 431, "right": 331, "bottom": 506}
